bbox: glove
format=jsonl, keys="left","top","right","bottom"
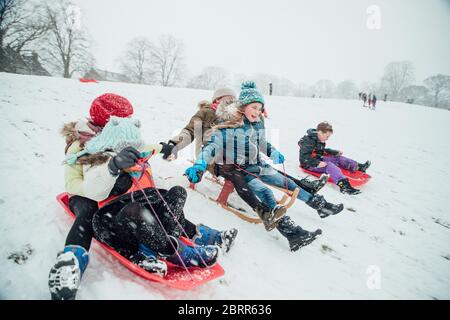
{"left": 270, "top": 150, "right": 285, "bottom": 164}
{"left": 108, "top": 146, "right": 141, "bottom": 176}
{"left": 184, "top": 159, "right": 207, "bottom": 183}
{"left": 160, "top": 141, "right": 176, "bottom": 160}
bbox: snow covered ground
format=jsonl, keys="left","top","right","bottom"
{"left": 0, "top": 72, "right": 449, "bottom": 300}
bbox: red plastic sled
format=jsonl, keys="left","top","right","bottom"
{"left": 79, "top": 78, "right": 99, "bottom": 83}
{"left": 56, "top": 192, "right": 224, "bottom": 290}
{"left": 300, "top": 167, "right": 371, "bottom": 187}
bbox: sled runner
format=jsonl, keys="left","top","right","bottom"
{"left": 300, "top": 166, "right": 371, "bottom": 187}
{"left": 56, "top": 192, "right": 225, "bottom": 290}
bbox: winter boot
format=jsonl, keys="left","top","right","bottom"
{"left": 48, "top": 245, "right": 89, "bottom": 300}
{"left": 357, "top": 160, "right": 371, "bottom": 173}
{"left": 298, "top": 174, "right": 329, "bottom": 194}
{"left": 254, "top": 203, "right": 287, "bottom": 231}
{"left": 193, "top": 224, "right": 238, "bottom": 254}
{"left": 132, "top": 244, "right": 167, "bottom": 277}
{"left": 277, "top": 216, "right": 322, "bottom": 252}
{"left": 337, "top": 178, "right": 361, "bottom": 195}
{"left": 306, "top": 194, "right": 344, "bottom": 218}
{"left": 166, "top": 236, "right": 219, "bottom": 268}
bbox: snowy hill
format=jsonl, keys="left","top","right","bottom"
{"left": 0, "top": 72, "right": 449, "bottom": 300}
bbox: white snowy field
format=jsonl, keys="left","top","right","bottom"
{"left": 0, "top": 72, "right": 449, "bottom": 300}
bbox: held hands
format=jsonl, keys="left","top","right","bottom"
{"left": 108, "top": 146, "right": 141, "bottom": 176}
{"left": 184, "top": 159, "right": 207, "bottom": 183}
{"left": 270, "top": 150, "right": 285, "bottom": 164}
{"left": 160, "top": 141, "right": 177, "bottom": 160}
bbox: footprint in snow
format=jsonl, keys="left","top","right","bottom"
{"left": 7, "top": 244, "right": 34, "bottom": 265}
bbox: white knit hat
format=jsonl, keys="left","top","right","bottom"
{"left": 211, "top": 87, "right": 236, "bottom": 102}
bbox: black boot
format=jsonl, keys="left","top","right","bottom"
{"left": 357, "top": 160, "right": 371, "bottom": 173}
{"left": 276, "top": 216, "right": 322, "bottom": 252}
{"left": 254, "top": 203, "right": 287, "bottom": 231}
{"left": 306, "top": 194, "right": 344, "bottom": 218}
{"left": 298, "top": 174, "right": 329, "bottom": 194}
{"left": 337, "top": 178, "right": 361, "bottom": 195}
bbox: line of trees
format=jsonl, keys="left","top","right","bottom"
{"left": 1, "top": 0, "right": 187, "bottom": 87}
{"left": 1, "top": 0, "right": 449, "bottom": 109}
{"left": 186, "top": 62, "right": 450, "bottom": 110}
{"left": 0, "top": 0, "right": 92, "bottom": 77}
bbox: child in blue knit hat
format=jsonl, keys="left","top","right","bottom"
{"left": 185, "top": 81, "right": 343, "bottom": 252}
{"left": 239, "top": 81, "right": 266, "bottom": 107}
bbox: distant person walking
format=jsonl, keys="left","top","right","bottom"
{"left": 362, "top": 93, "right": 367, "bottom": 107}
{"left": 371, "top": 94, "right": 377, "bottom": 110}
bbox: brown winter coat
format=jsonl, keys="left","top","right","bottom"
{"left": 169, "top": 100, "right": 218, "bottom": 155}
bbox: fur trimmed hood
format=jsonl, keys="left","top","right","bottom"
{"left": 61, "top": 119, "right": 102, "bottom": 155}
{"left": 61, "top": 119, "right": 110, "bottom": 166}
{"left": 61, "top": 121, "right": 79, "bottom": 142}
{"left": 214, "top": 100, "right": 245, "bottom": 129}
{"left": 198, "top": 100, "right": 212, "bottom": 109}
{"left": 215, "top": 100, "right": 241, "bottom": 121}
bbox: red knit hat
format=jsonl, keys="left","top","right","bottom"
{"left": 89, "top": 93, "right": 134, "bottom": 127}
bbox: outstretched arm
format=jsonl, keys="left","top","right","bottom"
{"left": 169, "top": 111, "right": 204, "bottom": 152}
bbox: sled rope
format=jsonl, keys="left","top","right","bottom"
{"left": 127, "top": 154, "right": 195, "bottom": 281}
{"left": 131, "top": 178, "right": 195, "bottom": 282}
{"left": 133, "top": 173, "right": 212, "bottom": 274}
{"left": 231, "top": 161, "right": 290, "bottom": 194}
{"left": 281, "top": 162, "right": 289, "bottom": 192}
{"left": 130, "top": 158, "right": 212, "bottom": 275}
{"left": 152, "top": 183, "right": 213, "bottom": 270}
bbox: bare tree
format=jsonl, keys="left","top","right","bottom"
{"left": 294, "top": 82, "right": 313, "bottom": 97}
{"left": 119, "top": 37, "right": 154, "bottom": 84}
{"left": 0, "top": 0, "right": 49, "bottom": 53}
{"left": 252, "top": 73, "right": 275, "bottom": 95}
{"left": 336, "top": 80, "right": 358, "bottom": 99}
{"left": 186, "top": 66, "right": 230, "bottom": 89}
{"left": 276, "top": 77, "right": 296, "bottom": 96}
{"left": 151, "top": 34, "right": 185, "bottom": 87}
{"left": 381, "top": 61, "right": 415, "bottom": 101}
{"left": 399, "top": 85, "right": 429, "bottom": 105}
{"left": 315, "top": 79, "right": 335, "bottom": 98}
{"left": 424, "top": 74, "right": 450, "bottom": 108}
{"left": 41, "top": 1, "right": 92, "bottom": 78}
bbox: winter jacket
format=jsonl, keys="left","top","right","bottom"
{"left": 298, "top": 128, "right": 340, "bottom": 168}
{"left": 169, "top": 101, "right": 218, "bottom": 155}
{"left": 198, "top": 102, "right": 277, "bottom": 171}
{"left": 62, "top": 121, "right": 162, "bottom": 201}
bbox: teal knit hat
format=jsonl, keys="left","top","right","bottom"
{"left": 239, "top": 81, "right": 265, "bottom": 107}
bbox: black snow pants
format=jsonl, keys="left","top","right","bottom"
{"left": 92, "top": 186, "right": 198, "bottom": 257}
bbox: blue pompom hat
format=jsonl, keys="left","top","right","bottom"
{"left": 239, "top": 81, "right": 265, "bottom": 107}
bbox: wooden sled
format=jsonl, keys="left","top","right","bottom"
{"left": 189, "top": 173, "right": 300, "bottom": 224}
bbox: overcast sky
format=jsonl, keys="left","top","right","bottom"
{"left": 71, "top": 0, "right": 450, "bottom": 85}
